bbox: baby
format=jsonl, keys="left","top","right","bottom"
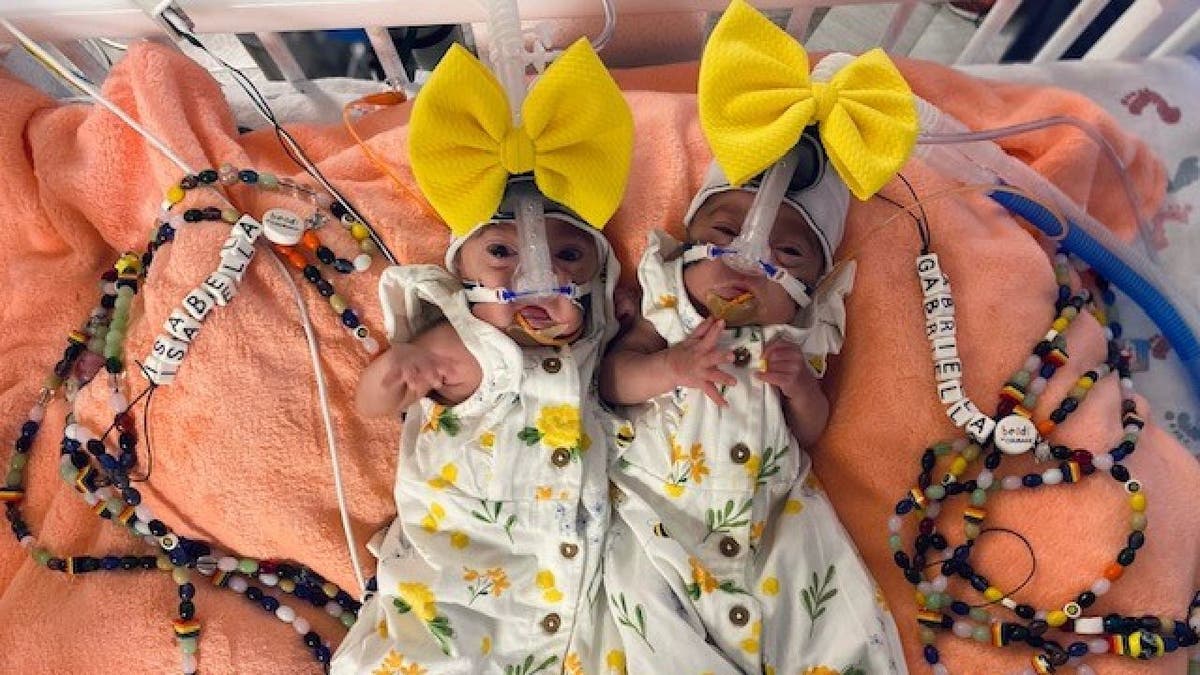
{"left": 598, "top": 143, "right": 907, "bottom": 673}
{"left": 332, "top": 38, "right": 632, "bottom": 675}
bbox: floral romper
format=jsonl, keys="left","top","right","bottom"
{"left": 602, "top": 233, "right": 907, "bottom": 675}
{"left": 333, "top": 265, "right": 624, "bottom": 675}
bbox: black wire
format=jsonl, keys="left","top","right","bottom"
{"left": 920, "top": 526, "right": 1039, "bottom": 608}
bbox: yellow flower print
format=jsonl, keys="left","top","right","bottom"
{"left": 426, "top": 463, "right": 458, "bottom": 490}
{"left": 668, "top": 435, "right": 687, "bottom": 463}
{"left": 535, "top": 485, "right": 553, "bottom": 500}
{"left": 464, "top": 566, "right": 510, "bottom": 604}
{"left": 784, "top": 498, "right": 804, "bottom": 515}
{"left": 449, "top": 531, "right": 470, "bottom": 549}
{"left": 564, "top": 652, "right": 584, "bottom": 675}
{"left": 615, "top": 423, "right": 635, "bottom": 448}
{"left": 803, "top": 668, "right": 840, "bottom": 675}
{"left": 481, "top": 636, "right": 491, "bottom": 655}
{"left": 688, "top": 443, "right": 709, "bottom": 482}
{"left": 744, "top": 453, "right": 761, "bottom": 480}
{"left": 479, "top": 430, "right": 496, "bottom": 449}
{"left": 749, "top": 520, "right": 765, "bottom": 543}
{"left": 396, "top": 582, "right": 438, "bottom": 622}
{"left": 536, "top": 569, "right": 564, "bottom": 603}
{"left": 421, "top": 404, "right": 461, "bottom": 436}
{"left": 804, "top": 473, "right": 825, "bottom": 493}
{"left": 764, "top": 667, "right": 776, "bottom": 675}
{"left": 420, "top": 503, "right": 446, "bottom": 532}
{"left": 739, "top": 620, "right": 761, "bottom": 653}
{"left": 688, "top": 557, "right": 718, "bottom": 595}
{"left": 605, "top": 649, "right": 627, "bottom": 674}
{"left": 663, "top": 435, "right": 706, "bottom": 497}
{"left": 376, "top": 618, "right": 389, "bottom": 639}
{"left": 536, "top": 404, "right": 585, "bottom": 450}
{"left": 372, "top": 650, "right": 428, "bottom": 675}
{"left": 761, "top": 576, "right": 779, "bottom": 596}
{"left": 657, "top": 293, "right": 678, "bottom": 309}
{"left": 663, "top": 483, "right": 685, "bottom": 498}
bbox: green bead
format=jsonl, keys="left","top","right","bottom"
{"left": 114, "top": 294, "right": 132, "bottom": 310}
{"left": 88, "top": 338, "right": 106, "bottom": 353}
{"left": 1124, "top": 433, "right": 1138, "bottom": 444}
{"left": 925, "top": 485, "right": 946, "bottom": 501}
{"left": 329, "top": 295, "right": 348, "bottom": 314}
{"left": 238, "top": 558, "right": 259, "bottom": 575}
{"left": 933, "top": 442, "right": 952, "bottom": 456}
{"left": 6, "top": 469, "right": 22, "bottom": 486}
{"left": 1062, "top": 305, "right": 1078, "bottom": 319}
{"left": 1012, "top": 371, "right": 1031, "bottom": 387}
{"left": 919, "top": 627, "right": 937, "bottom": 645}
{"left": 964, "top": 522, "right": 981, "bottom": 539}
{"left": 1069, "top": 386, "right": 1086, "bottom": 399}
{"left": 970, "top": 489, "right": 988, "bottom": 506}
{"left": 925, "top": 593, "right": 942, "bottom": 610}
{"left": 1131, "top": 513, "right": 1148, "bottom": 531}
{"left": 1022, "top": 394, "right": 1039, "bottom": 409}
{"left": 359, "top": 238, "right": 378, "bottom": 255}
{"left": 33, "top": 549, "right": 51, "bottom": 566}
{"left": 59, "top": 463, "right": 79, "bottom": 482}
{"left": 10, "top": 453, "right": 28, "bottom": 470}
{"left": 106, "top": 498, "right": 124, "bottom": 514}
{"left": 972, "top": 626, "right": 990, "bottom": 642}
{"left": 962, "top": 444, "right": 980, "bottom": 462}
{"left": 179, "top": 637, "right": 198, "bottom": 654}
{"left": 173, "top": 566, "right": 190, "bottom": 584}
{"left": 258, "top": 172, "right": 278, "bottom": 188}
{"left": 970, "top": 607, "right": 990, "bottom": 623}
{"left": 888, "top": 534, "right": 902, "bottom": 551}
{"left": 340, "top": 612, "right": 356, "bottom": 628}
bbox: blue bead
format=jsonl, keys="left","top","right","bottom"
{"left": 341, "top": 309, "right": 360, "bottom": 328}
{"left": 99, "top": 455, "right": 118, "bottom": 471}
{"left": 238, "top": 169, "right": 259, "bottom": 183}
{"left": 923, "top": 645, "right": 939, "bottom": 664}
{"left": 123, "top": 488, "right": 141, "bottom": 506}
{"left": 896, "top": 499, "right": 914, "bottom": 515}
{"left": 101, "top": 556, "right": 121, "bottom": 570}
{"left": 1164, "top": 636, "right": 1179, "bottom": 651}
{"left": 1110, "top": 322, "right": 1123, "bottom": 339}
{"left": 332, "top": 258, "right": 354, "bottom": 274}
{"left": 1068, "top": 642, "right": 1088, "bottom": 657}
{"left": 179, "top": 582, "right": 195, "bottom": 600}
{"left": 1022, "top": 474, "right": 1042, "bottom": 488}
{"left": 261, "top": 595, "right": 280, "bottom": 612}
{"left": 1039, "top": 363, "right": 1056, "bottom": 378}
{"left": 315, "top": 645, "right": 332, "bottom": 663}
{"left": 971, "top": 575, "right": 990, "bottom": 592}
{"left": 953, "top": 545, "right": 972, "bottom": 561}
{"left": 1057, "top": 286, "right": 1071, "bottom": 301}
{"left": 169, "top": 548, "right": 189, "bottom": 566}
{"left": 246, "top": 586, "right": 263, "bottom": 602}
{"left": 950, "top": 601, "right": 970, "bottom": 616}
{"left": 20, "top": 421, "right": 39, "bottom": 437}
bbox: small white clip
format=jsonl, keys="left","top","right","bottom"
{"left": 131, "top": 0, "right": 194, "bottom": 41}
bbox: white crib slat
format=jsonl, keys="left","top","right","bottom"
{"left": 1085, "top": 0, "right": 1199, "bottom": 60}
{"left": 255, "top": 31, "right": 306, "bottom": 83}
{"left": 364, "top": 26, "right": 412, "bottom": 89}
{"left": 1032, "top": 0, "right": 1108, "bottom": 62}
{"left": 880, "top": 0, "right": 919, "bottom": 53}
{"left": 1150, "top": 7, "right": 1200, "bottom": 57}
{"left": 954, "top": 0, "right": 1021, "bottom": 65}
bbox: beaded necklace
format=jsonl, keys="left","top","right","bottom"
{"left": 893, "top": 247, "right": 1200, "bottom": 674}
{"left": 4, "top": 172, "right": 370, "bottom": 674}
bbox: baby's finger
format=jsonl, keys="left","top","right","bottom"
{"left": 701, "top": 381, "right": 729, "bottom": 408}
{"left": 706, "top": 367, "right": 737, "bottom": 388}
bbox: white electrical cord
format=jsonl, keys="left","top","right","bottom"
{"left": 2, "top": 18, "right": 368, "bottom": 594}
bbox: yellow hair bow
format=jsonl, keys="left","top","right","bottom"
{"left": 699, "top": 0, "right": 918, "bottom": 200}
{"left": 408, "top": 38, "right": 634, "bottom": 236}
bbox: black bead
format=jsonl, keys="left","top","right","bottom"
{"left": 20, "top": 420, "right": 39, "bottom": 437}
{"left": 1015, "top": 604, "right": 1035, "bottom": 620}
{"left": 1051, "top": 445, "right": 1072, "bottom": 460}
{"left": 14, "top": 435, "right": 32, "bottom": 453}
{"left": 1026, "top": 636, "right": 1046, "bottom": 648}
{"left": 985, "top": 453, "right": 1002, "bottom": 470}
{"left": 930, "top": 534, "right": 948, "bottom": 550}
{"left": 1139, "top": 615, "right": 1162, "bottom": 631}
{"left": 1117, "top": 547, "right": 1136, "bottom": 566}
{"left": 303, "top": 631, "right": 321, "bottom": 648}
{"left": 1111, "top": 464, "right": 1130, "bottom": 481}
{"left": 120, "top": 555, "right": 139, "bottom": 570}
{"left": 970, "top": 575, "right": 989, "bottom": 592}
{"left": 183, "top": 209, "right": 204, "bottom": 223}
{"left": 303, "top": 265, "right": 321, "bottom": 283}
{"left": 118, "top": 432, "right": 135, "bottom": 452}
{"left": 904, "top": 569, "right": 922, "bottom": 585}
{"left": 341, "top": 309, "right": 360, "bottom": 328}
{"left": 330, "top": 201, "right": 348, "bottom": 218}
{"left": 1061, "top": 397, "right": 1078, "bottom": 413}
{"left": 180, "top": 582, "right": 195, "bottom": 600}
{"left": 47, "top": 558, "right": 66, "bottom": 571}
{"left": 1122, "top": 399, "right": 1136, "bottom": 413}
{"left": 70, "top": 451, "right": 89, "bottom": 469}
{"left": 105, "top": 357, "right": 123, "bottom": 374}
{"left": 180, "top": 175, "right": 199, "bottom": 189}
{"left": 1009, "top": 624, "right": 1030, "bottom": 642}
{"left": 100, "top": 294, "right": 116, "bottom": 309}
{"left": 315, "top": 644, "right": 331, "bottom": 663}
{"left": 198, "top": 169, "right": 219, "bottom": 184}
{"left": 202, "top": 207, "right": 222, "bottom": 220}
{"left": 918, "top": 473, "right": 932, "bottom": 489}
{"left": 141, "top": 556, "right": 157, "bottom": 569}
{"left": 179, "top": 601, "right": 195, "bottom": 619}
{"left": 316, "top": 280, "right": 334, "bottom": 297}
{"left": 261, "top": 595, "right": 280, "bottom": 612}
{"left": 1118, "top": 439, "right": 1135, "bottom": 454}
{"left": 332, "top": 258, "right": 354, "bottom": 274}
{"left": 148, "top": 520, "right": 168, "bottom": 536}
{"left": 1077, "top": 591, "right": 1096, "bottom": 608}
{"left": 239, "top": 169, "right": 259, "bottom": 183}
{"left": 1049, "top": 408, "right": 1068, "bottom": 423}
{"left": 1128, "top": 531, "right": 1145, "bottom": 550}
{"left": 85, "top": 439, "right": 105, "bottom": 456}
{"left": 1022, "top": 474, "right": 1043, "bottom": 488}
{"left": 920, "top": 450, "right": 936, "bottom": 471}
{"left": 915, "top": 534, "right": 930, "bottom": 553}
{"left": 315, "top": 246, "right": 335, "bottom": 265}
{"left": 896, "top": 500, "right": 914, "bottom": 515}
{"left": 923, "top": 645, "right": 938, "bottom": 665}
{"left": 1034, "top": 340, "right": 1052, "bottom": 356}
{"left": 893, "top": 551, "right": 910, "bottom": 569}
{"left": 246, "top": 586, "right": 263, "bottom": 602}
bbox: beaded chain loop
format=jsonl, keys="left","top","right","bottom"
{"left": 2, "top": 169, "right": 377, "bottom": 674}
{"left": 893, "top": 250, "right": 1200, "bottom": 674}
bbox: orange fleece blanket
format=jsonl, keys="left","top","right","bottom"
{"left": 0, "top": 43, "right": 1195, "bottom": 674}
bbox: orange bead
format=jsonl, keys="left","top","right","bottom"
{"left": 1103, "top": 562, "right": 1124, "bottom": 581}
{"left": 284, "top": 248, "right": 307, "bottom": 270}
{"left": 1036, "top": 419, "right": 1057, "bottom": 436}
{"left": 301, "top": 230, "right": 321, "bottom": 250}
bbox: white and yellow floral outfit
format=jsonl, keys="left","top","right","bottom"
{"left": 333, "top": 261, "right": 625, "bottom": 675}
{"left": 602, "top": 232, "right": 907, "bottom": 675}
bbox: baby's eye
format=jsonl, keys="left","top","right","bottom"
{"left": 487, "top": 243, "right": 516, "bottom": 259}
{"left": 776, "top": 245, "right": 805, "bottom": 258}
{"left": 556, "top": 247, "right": 584, "bottom": 263}
{"left": 714, "top": 225, "right": 738, "bottom": 238}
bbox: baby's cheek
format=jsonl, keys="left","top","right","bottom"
{"left": 469, "top": 303, "right": 513, "bottom": 330}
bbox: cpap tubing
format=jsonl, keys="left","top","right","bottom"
{"left": 912, "top": 97, "right": 1200, "bottom": 398}
{"left": 726, "top": 145, "right": 803, "bottom": 274}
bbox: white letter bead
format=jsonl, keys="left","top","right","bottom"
{"left": 1074, "top": 617, "right": 1104, "bottom": 634}
{"left": 221, "top": 233, "right": 256, "bottom": 260}
{"left": 934, "top": 358, "right": 963, "bottom": 382}
{"left": 931, "top": 336, "right": 958, "bottom": 361}
{"left": 947, "top": 398, "right": 975, "bottom": 427}
{"left": 923, "top": 294, "right": 955, "bottom": 320}
{"left": 141, "top": 355, "right": 179, "bottom": 385}
{"left": 995, "top": 414, "right": 1038, "bottom": 455}
{"left": 937, "top": 379, "right": 964, "bottom": 405}
{"left": 183, "top": 289, "right": 214, "bottom": 321}
{"left": 916, "top": 253, "right": 941, "bottom": 279}
{"left": 234, "top": 214, "right": 263, "bottom": 243}
{"left": 262, "top": 208, "right": 305, "bottom": 246}
{"left": 921, "top": 274, "right": 948, "bottom": 297}
{"left": 164, "top": 309, "right": 202, "bottom": 343}
{"left": 218, "top": 248, "right": 253, "bottom": 283}
{"left": 201, "top": 272, "right": 237, "bottom": 306}
{"left": 925, "top": 317, "right": 956, "bottom": 341}
{"left": 151, "top": 334, "right": 189, "bottom": 364}
{"left": 966, "top": 413, "right": 997, "bottom": 444}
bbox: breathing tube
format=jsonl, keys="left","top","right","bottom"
{"left": 913, "top": 98, "right": 1200, "bottom": 398}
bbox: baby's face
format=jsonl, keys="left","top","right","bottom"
{"left": 455, "top": 218, "right": 601, "bottom": 342}
{"left": 683, "top": 190, "right": 825, "bottom": 327}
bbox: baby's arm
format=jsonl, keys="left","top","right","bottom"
{"left": 600, "top": 315, "right": 736, "bottom": 407}
{"left": 355, "top": 320, "right": 483, "bottom": 418}
{"left": 756, "top": 338, "right": 829, "bottom": 447}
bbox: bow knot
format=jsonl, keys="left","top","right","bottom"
{"left": 698, "top": 0, "right": 918, "bottom": 200}
{"left": 409, "top": 39, "right": 633, "bottom": 236}
{"left": 500, "top": 126, "right": 536, "bottom": 175}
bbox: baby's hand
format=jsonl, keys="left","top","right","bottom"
{"left": 665, "top": 316, "right": 736, "bottom": 406}
{"left": 614, "top": 287, "right": 640, "bottom": 332}
{"left": 755, "top": 337, "right": 822, "bottom": 404}
{"left": 381, "top": 344, "right": 451, "bottom": 397}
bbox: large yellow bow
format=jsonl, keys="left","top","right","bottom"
{"left": 408, "top": 38, "right": 634, "bottom": 236}
{"left": 699, "top": 0, "right": 918, "bottom": 200}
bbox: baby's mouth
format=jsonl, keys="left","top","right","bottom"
{"left": 517, "top": 305, "right": 556, "bottom": 329}
{"left": 704, "top": 286, "right": 758, "bottom": 323}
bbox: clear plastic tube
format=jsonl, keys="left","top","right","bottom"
{"left": 725, "top": 145, "right": 801, "bottom": 275}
